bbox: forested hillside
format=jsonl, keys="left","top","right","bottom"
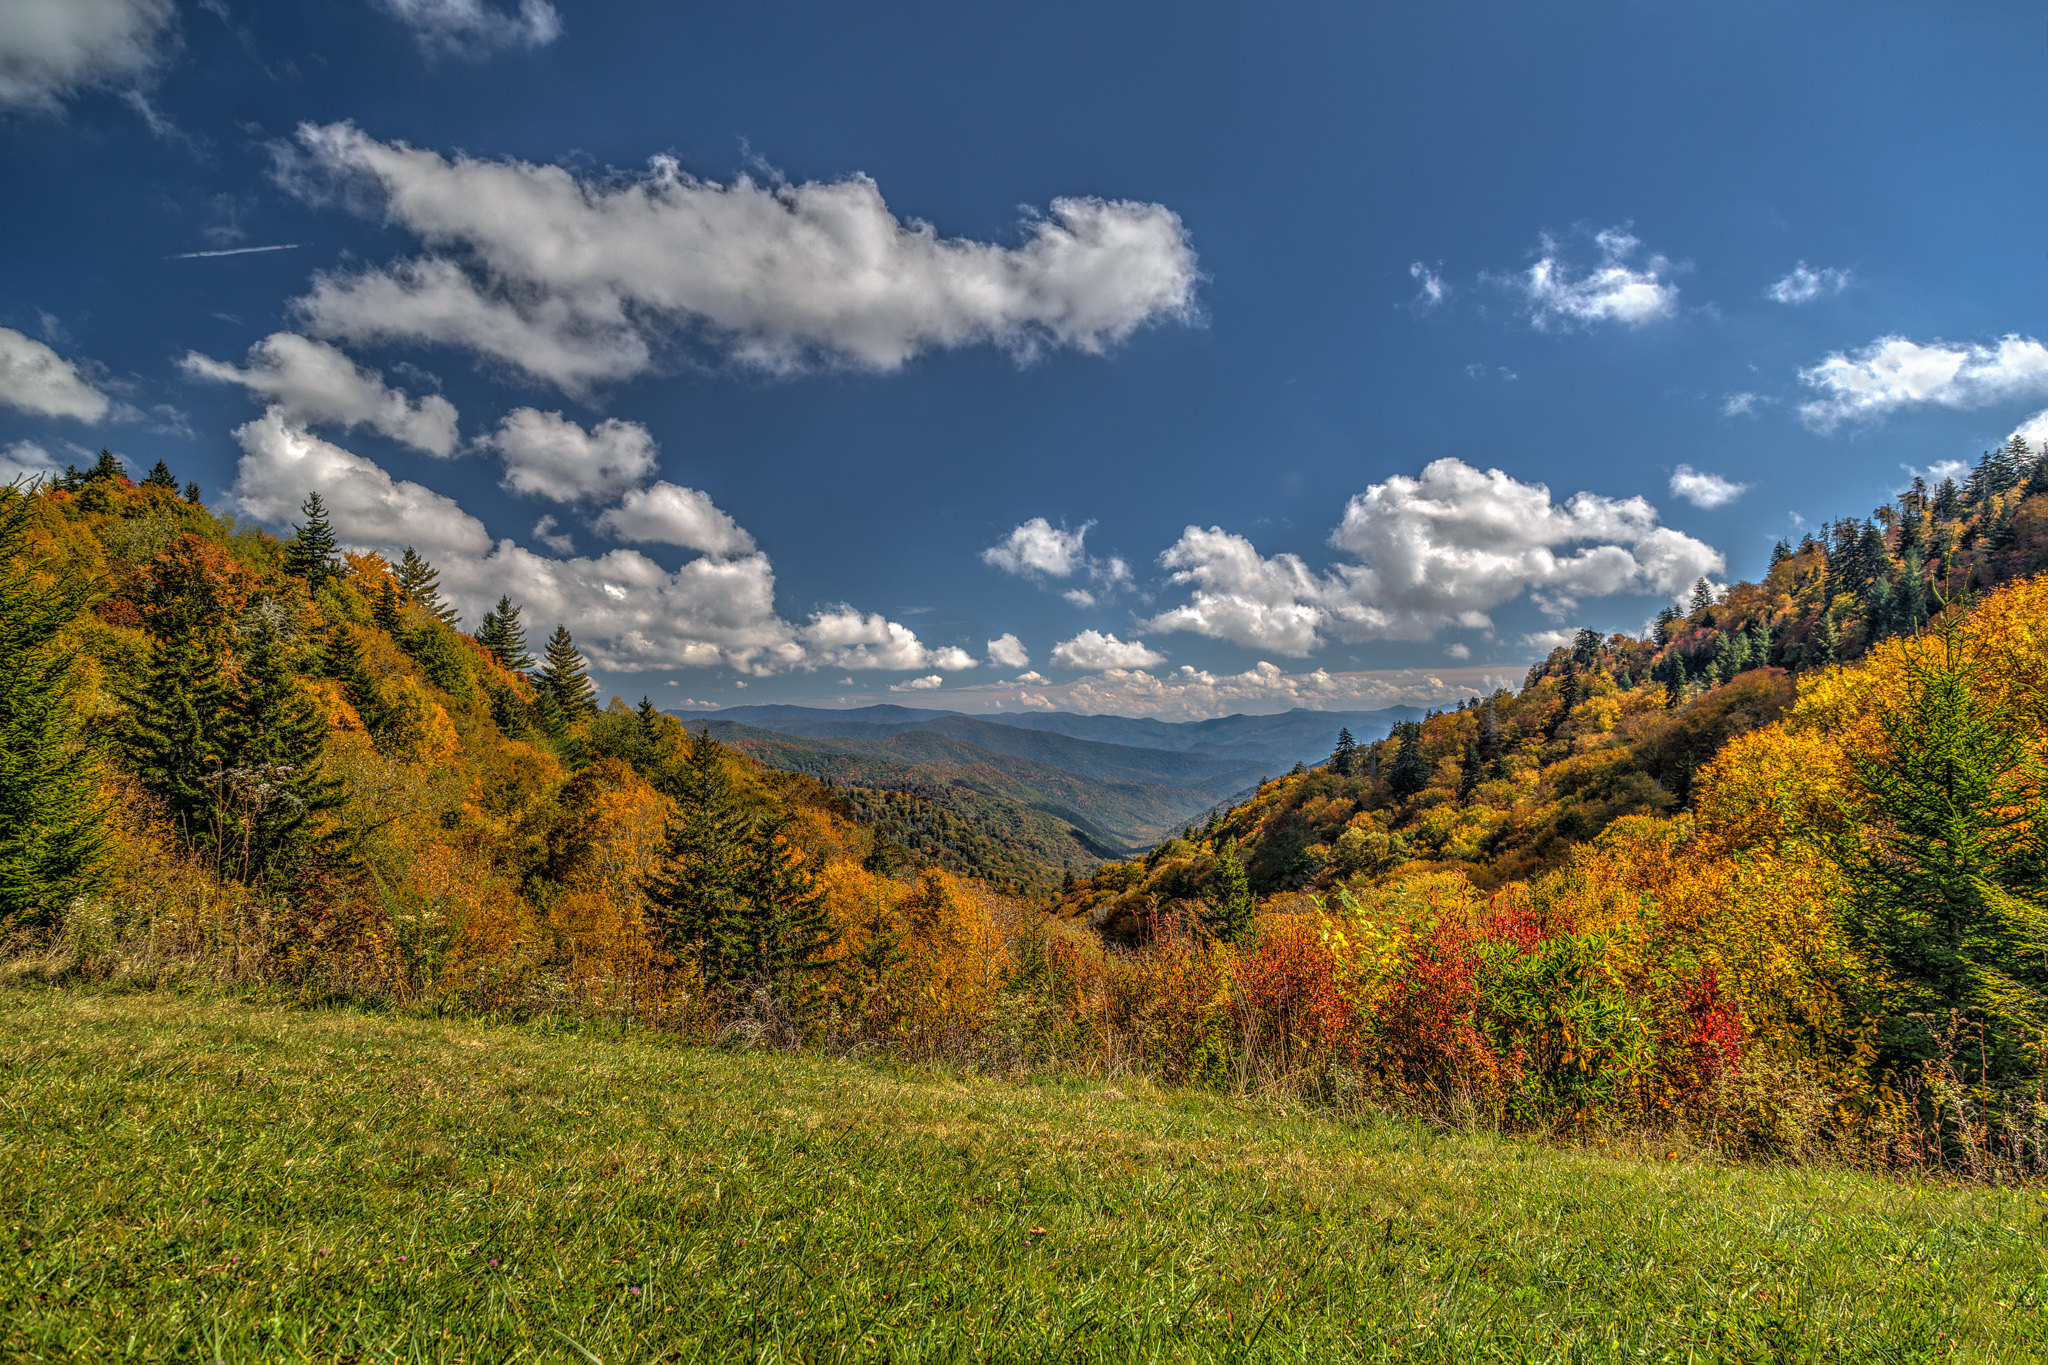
{"left": 9, "top": 441, "right": 2048, "bottom": 1173}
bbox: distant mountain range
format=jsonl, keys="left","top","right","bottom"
{"left": 674, "top": 704, "right": 1423, "bottom": 882}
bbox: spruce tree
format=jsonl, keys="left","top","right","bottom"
{"left": 285, "top": 492, "right": 340, "bottom": 589}
{"left": 1387, "top": 722, "right": 1431, "bottom": 798}
{"left": 372, "top": 577, "right": 405, "bottom": 636}
{"left": 222, "top": 609, "right": 344, "bottom": 888}
{"left": 643, "top": 737, "right": 758, "bottom": 989}
{"left": 317, "top": 623, "right": 387, "bottom": 738}
{"left": 125, "top": 553, "right": 238, "bottom": 850}
{"left": 1330, "top": 726, "right": 1357, "bottom": 776}
{"left": 143, "top": 460, "right": 177, "bottom": 491}
{"left": 0, "top": 491, "right": 107, "bottom": 926}
{"left": 1205, "top": 840, "right": 1255, "bottom": 944}
{"left": 733, "top": 812, "right": 840, "bottom": 1002}
{"left": 476, "top": 596, "right": 533, "bottom": 672}
{"left": 396, "top": 547, "right": 459, "bottom": 626}
{"left": 537, "top": 625, "right": 597, "bottom": 720}
{"left": 1689, "top": 578, "right": 1715, "bottom": 613}
{"left": 1842, "top": 615, "right": 2048, "bottom": 1090}
{"left": 182, "top": 480, "right": 201, "bottom": 505}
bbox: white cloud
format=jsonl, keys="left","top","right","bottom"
{"left": 1443, "top": 642, "right": 1471, "bottom": 660}
{"left": 1522, "top": 629, "right": 1574, "bottom": 653}
{"left": 1668, "top": 464, "right": 1748, "bottom": 509}
{"left": 1498, "top": 227, "right": 1679, "bottom": 330}
{"left": 986, "top": 632, "right": 1030, "bottom": 669}
{"left": 982, "top": 517, "right": 1089, "bottom": 577}
{"left": 279, "top": 123, "right": 1199, "bottom": 393}
{"left": 228, "top": 408, "right": 945, "bottom": 675}
{"left": 180, "top": 332, "right": 459, "bottom": 455}
{"left": 594, "top": 481, "right": 756, "bottom": 558}
{"left": 1062, "top": 588, "right": 1096, "bottom": 609}
{"left": 890, "top": 675, "right": 944, "bottom": 692}
{"left": 1799, "top": 334, "right": 2048, "bottom": 431}
{"left": 1142, "top": 458, "right": 1722, "bottom": 654}
{"left": 1408, "top": 261, "right": 1447, "bottom": 310}
{"left": 0, "top": 0, "right": 175, "bottom": 111}
{"left": 531, "top": 514, "right": 573, "bottom": 553}
{"left": 1721, "top": 392, "right": 1759, "bottom": 418}
{"left": 377, "top": 0, "right": 560, "bottom": 57}
{"left": 489, "top": 408, "right": 657, "bottom": 503}
{"left": 936, "top": 660, "right": 1519, "bottom": 724}
{"left": 0, "top": 327, "right": 112, "bottom": 421}
{"left": 1903, "top": 458, "right": 1970, "bottom": 489}
{"left": 0, "top": 440, "right": 61, "bottom": 484}
{"left": 929, "top": 646, "right": 978, "bottom": 671}
{"left": 1050, "top": 630, "right": 1167, "bottom": 671}
{"left": 1766, "top": 263, "right": 1850, "bottom": 305}
{"left": 2011, "top": 410, "right": 2048, "bottom": 451}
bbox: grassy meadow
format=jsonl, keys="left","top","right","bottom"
{"left": 1, "top": 989, "right": 2045, "bottom": 1363}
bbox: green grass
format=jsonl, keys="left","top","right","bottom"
{"left": 2, "top": 990, "right": 2045, "bottom": 1363}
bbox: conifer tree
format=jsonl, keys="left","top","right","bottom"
{"left": 285, "top": 492, "right": 340, "bottom": 589}
{"left": 1205, "top": 840, "right": 1255, "bottom": 944}
{"left": 396, "top": 547, "right": 459, "bottom": 626}
{"left": 1689, "top": 577, "right": 1715, "bottom": 613}
{"left": 222, "top": 609, "right": 344, "bottom": 888}
{"left": 732, "top": 812, "right": 840, "bottom": 1001}
{"left": 476, "top": 596, "right": 533, "bottom": 672}
{"left": 182, "top": 480, "right": 201, "bottom": 505}
{"left": 0, "top": 491, "right": 107, "bottom": 925}
{"left": 1387, "top": 721, "right": 1431, "bottom": 798}
{"left": 317, "top": 623, "right": 387, "bottom": 738}
{"left": 1330, "top": 726, "right": 1356, "bottom": 776}
{"left": 372, "top": 577, "right": 405, "bottom": 636}
{"left": 1842, "top": 614, "right": 2048, "bottom": 1088}
{"left": 143, "top": 460, "right": 177, "bottom": 490}
{"left": 644, "top": 737, "right": 759, "bottom": 989}
{"left": 124, "top": 541, "right": 245, "bottom": 849}
{"left": 537, "top": 625, "right": 597, "bottom": 720}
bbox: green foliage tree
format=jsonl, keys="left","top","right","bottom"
{"left": 476, "top": 596, "right": 533, "bottom": 673}
{"left": 222, "top": 608, "right": 345, "bottom": 889}
{"left": 284, "top": 492, "right": 340, "bottom": 589}
{"left": 396, "top": 547, "right": 459, "bottom": 626}
{"left": 1388, "top": 722, "right": 1431, "bottom": 798}
{"left": 1329, "top": 726, "right": 1356, "bottom": 776}
{"left": 1841, "top": 617, "right": 2048, "bottom": 1091}
{"left": 142, "top": 460, "right": 177, "bottom": 491}
{"left": 124, "top": 545, "right": 242, "bottom": 848}
{"left": 537, "top": 625, "right": 597, "bottom": 721}
{"left": 0, "top": 491, "right": 107, "bottom": 925}
{"left": 1204, "top": 839, "right": 1255, "bottom": 943}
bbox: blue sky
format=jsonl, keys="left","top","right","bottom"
{"left": 3, "top": 0, "right": 2044, "bottom": 718}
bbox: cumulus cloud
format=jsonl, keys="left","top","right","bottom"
{"left": 982, "top": 517, "right": 1088, "bottom": 577}
{"left": 0, "top": 0, "right": 175, "bottom": 111}
{"left": 940, "top": 660, "right": 1518, "bottom": 724}
{"left": 1766, "top": 263, "right": 1850, "bottom": 305}
{"left": 2011, "top": 410, "right": 2048, "bottom": 450}
{"left": 489, "top": 408, "right": 657, "bottom": 503}
{"left": 890, "top": 675, "right": 944, "bottom": 692}
{"left": 986, "top": 633, "right": 1030, "bottom": 669}
{"left": 1497, "top": 227, "right": 1679, "bottom": 330}
{"left": 1, "top": 440, "right": 61, "bottom": 484}
{"left": 0, "top": 327, "right": 112, "bottom": 421}
{"left": 929, "top": 646, "right": 979, "bottom": 671}
{"left": 1798, "top": 334, "right": 2048, "bottom": 430}
{"left": 1668, "top": 464, "right": 1748, "bottom": 509}
{"left": 1143, "top": 458, "right": 1722, "bottom": 654}
{"left": 228, "top": 408, "right": 948, "bottom": 675}
{"left": 1443, "top": 642, "right": 1471, "bottom": 660}
{"left": 377, "top": 0, "right": 560, "bottom": 57}
{"left": 181, "top": 332, "right": 459, "bottom": 455}
{"left": 530, "top": 514, "right": 573, "bottom": 553}
{"left": 1408, "top": 261, "right": 1447, "bottom": 310}
{"left": 593, "top": 481, "right": 756, "bottom": 558}
{"left": 277, "top": 122, "right": 1199, "bottom": 393}
{"left": 1049, "top": 630, "right": 1167, "bottom": 671}
{"left": 1722, "top": 392, "right": 1759, "bottom": 418}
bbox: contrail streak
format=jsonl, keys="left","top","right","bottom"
{"left": 165, "top": 243, "right": 305, "bottom": 260}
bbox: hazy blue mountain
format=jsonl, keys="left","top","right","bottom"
{"left": 702, "top": 704, "right": 1425, "bottom": 771}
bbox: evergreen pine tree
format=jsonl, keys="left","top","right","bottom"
{"left": 372, "top": 577, "right": 405, "bottom": 636}
{"left": 285, "top": 492, "right": 340, "bottom": 589}
{"left": 143, "top": 460, "right": 177, "bottom": 490}
{"left": 1458, "top": 738, "right": 1483, "bottom": 798}
{"left": 1689, "top": 577, "right": 1715, "bottom": 613}
{"left": 537, "top": 625, "right": 597, "bottom": 720}
{"left": 1387, "top": 722, "right": 1431, "bottom": 798}
{"left": 1329, "top": 726, "right": 1357, "bottom": 776}
{"left": 125, "top": 564, "right": 238, "bottom": 853}
{"left": 182, "top": 480, "right": 202, "bottom": 505}
{"left": 1842, "top": 614, "right": 2048, "bottom": 1090}
{"left": 0, "top": 491, "right": 107, "bottom": 925}
{"left": 222, "top": 609, "right": 345, "bottom": 888}
{"left": 1812, "top": 610, "right": 1841, "bottom": 668}
{"left": 396, "top": 547, "right": 460, "bottom": 626}
{"left": 643, "top": 737, "right": 759, "bottom": 990}
{"left": 733, "top": 812, "right": 840, "bottom": 1002}
{"left": 476, "top": 596, "right": 533, "bottom": 672}
{"left": 1205, "top": 840, "right": 1255, "bottom": 944}
{"left": 317, "top": 623, "right": 387, "bottom": 737}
